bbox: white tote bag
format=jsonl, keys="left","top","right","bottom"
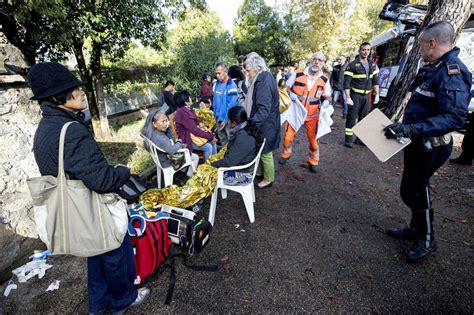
{"left": 27, "top": 122, "right": 128, "bottom": 257}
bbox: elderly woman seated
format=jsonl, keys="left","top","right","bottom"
{"left": 141, "top": 109, "right": 198, "bottom": 176}
{"left": 211, "top": 106, "right": 264, "bottom": 186}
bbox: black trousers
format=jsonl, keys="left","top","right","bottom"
{"left": 345, "top": 92, "right": 370, "bottom": 134}
{"left": 400, "top": 142, "right": 452, "bottom": 240}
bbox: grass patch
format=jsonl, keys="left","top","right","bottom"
{"left": 98, "top": 117, "right": 155, "bottom": 174}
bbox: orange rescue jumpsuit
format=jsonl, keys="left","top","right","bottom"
{"left": 281, "top": 69, "right": 328, "bottom": 165}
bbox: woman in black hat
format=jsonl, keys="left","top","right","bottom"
{"left": 27, "top": 62, "right": 149, "bottom": 314}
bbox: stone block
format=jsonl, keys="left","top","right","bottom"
{"left": 0, "top": 43, "right": 29, "bottom": 75}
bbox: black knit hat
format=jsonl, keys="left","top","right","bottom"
{"left": 27, "top": 62, "right": 83, "bottom": 100}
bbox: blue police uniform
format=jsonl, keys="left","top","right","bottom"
{"left": 398, "top": 47, "right": 471, "bottom": 260}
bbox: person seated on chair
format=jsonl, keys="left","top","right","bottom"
{"left": 174, "top": 90, "right": 217, "bottom": 161}
{"left": 212, "top": 106, "right": 264, "bottom": 186}
{"left": 141, "top": 109, "right": 198, "bottom": 176}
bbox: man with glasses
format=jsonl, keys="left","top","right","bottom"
{"left": 279, "top": 52, "right": 331, "bottom": 173}
{"left": 343, "top": 42, "right": 380, "bottom": 148}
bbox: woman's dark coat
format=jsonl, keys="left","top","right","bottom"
{"left": 33, "top": 102, "right": 130, "bottom": 193}
{"left": 249, "top": 71, "right": 281, "bottom": 153}
{"left": 212, "top": 128, "right": 257, "bottom": 171}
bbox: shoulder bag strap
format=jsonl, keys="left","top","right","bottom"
{"left": 58, "top": 121, "right": 78, "bottom": 182}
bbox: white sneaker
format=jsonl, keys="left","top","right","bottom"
{"left": 113, "top": 287, "right": 151, "bottom": 315}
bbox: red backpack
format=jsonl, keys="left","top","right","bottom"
{"left": 130, "top": 219, "right": 171, "bottom": 286}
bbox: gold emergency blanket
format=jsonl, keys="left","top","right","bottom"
{"left": 195, "top": 107, "right": 216, "bottom": 130}
{"left": 139, "top": 145, "right": 227, "bottom": 210}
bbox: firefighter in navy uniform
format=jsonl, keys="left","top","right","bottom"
{"left": 384, "top": 21, "right": 472, "bottom": 263}
{"left": 343, "top": 42, "right": 380, "bottom": 148}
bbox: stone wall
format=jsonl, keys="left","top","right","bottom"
{"left": 0, "top": 38, "right": 43, "bottom": 282}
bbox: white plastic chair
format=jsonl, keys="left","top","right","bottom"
{"left": 208, "top": 139, "right": 266, "bottom": 225}
{"left": 141, "top": 135, "right": 197, "bottom": 188}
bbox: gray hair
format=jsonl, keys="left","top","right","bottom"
{"left": 420, "top": 21, "right": 454, "bottom": 45}
{"left": 244, "top": 52, "right": 269, "bottom": 74}
{"left": 140, "top": 109, "right": 166, "bottom": 151}
{"left": 214, "top": 62, "right": 228, "bottom": 72}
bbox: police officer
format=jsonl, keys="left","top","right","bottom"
{"left": 384, "top": 21, "right": 472, "bottom": 263}
{"left": 344, "top": 42, "right": 380, "bottom": 148}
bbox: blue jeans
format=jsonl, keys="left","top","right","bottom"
{"left": 332, "top": 90, "right": 347, "bottom": 115}
{"left": 192, "top": 142, "right": 217, "bottom": 161}
{"left": 87, "top": 234, "right": 137, "bottom": 313}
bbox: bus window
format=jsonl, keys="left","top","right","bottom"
{"left": 379, "top": 37, "right": 409, "bottom": 68}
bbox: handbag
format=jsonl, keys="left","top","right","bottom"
{"left": 191, "top": 124, "right": 210, "bottom": 147}
{"left": 190, "top": 133, "right": 208, "bottom": 146}
{"left": 166, "top": 152, "right": 186, "bottom": 170}
{"left": 26, "top": 122, "right": 128, "bottom": 257}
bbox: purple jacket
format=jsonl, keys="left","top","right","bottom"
{"left": 175, "top": 106, "right": 214, "bottom": 151}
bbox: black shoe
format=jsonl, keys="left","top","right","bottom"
{"left": 354, "top": 138, "right": 366, "bottom": 146}
{"left": 406, "top": 239, "right": 438, "bottom": 263}
{"left": 449, "top": 155, "right": 472, "bottom": 166}
{"left": 342, "top": 113, "right": 347, "bottom": 119}
{"left": 344, "top": 135, "right": 352, "bottom": 148}
{"left": 308, "top": 164, "right": 317, "bottom": 173}
{"left": 386, "top": 227, "right": 417, "bottom": 241}
{"left": 279, "top": 156, "right": 290, "bottom": 165}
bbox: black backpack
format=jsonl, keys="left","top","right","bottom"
{"left": 118, "top": 174, "right": 149, "bottom": 204}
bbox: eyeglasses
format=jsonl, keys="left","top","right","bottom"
{"left": 311, "top": 58, "right": 325, "bottom": 63}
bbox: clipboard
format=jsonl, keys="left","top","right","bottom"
{"left": 352, "top": 109, "right": 411, "bottom": 162}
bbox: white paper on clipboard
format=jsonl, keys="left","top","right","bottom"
{"left": 352, "top": 109, "right": 411, "bottom": 162}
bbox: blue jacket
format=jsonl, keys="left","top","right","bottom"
{"left": 404, "top": 47, "right": 472, "bottom": 137}
{"left": 249, "top": 71, "right": 281, "bottom": 153}
{"left": 33, "top": 102, "right": 130, "bottom": 193}
{"left": 213, "top": 79, "right": 238, "bottom": 122}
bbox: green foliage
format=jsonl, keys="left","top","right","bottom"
{"left": 280, "top": 3, "right": 307, "bottom": 65}
{"left": 108, "top": 81, "right": 161, "bottom": 97}
{"left": 281, "top": 0, "right": 392, "bottom": 62}
{"left": 233, "top": 0, "right": 288, "bottom": 66}
{"left": 103, "top": 42, "right": 171, "bottom": 68}
{"left": 360, "top": 0, "right": 393, "bottom": 43}
{"left": 168, "top": 8, "right": 235, "bottom": 92}
{"left": 2, "top": 0, "right": 205, "bottom": 138}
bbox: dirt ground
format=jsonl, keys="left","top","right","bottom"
{"left": 1, "top": 111, "right": 473, "bottom": 313}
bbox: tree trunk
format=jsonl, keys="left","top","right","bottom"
{"left": 71, "top": 39, "right": 101, "bottom": 135}
{"left": 383, "top": 0, "right": 472, "bottom": 120}
{"left": 89, "top": 41, "right": 111, "bottom": 140}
